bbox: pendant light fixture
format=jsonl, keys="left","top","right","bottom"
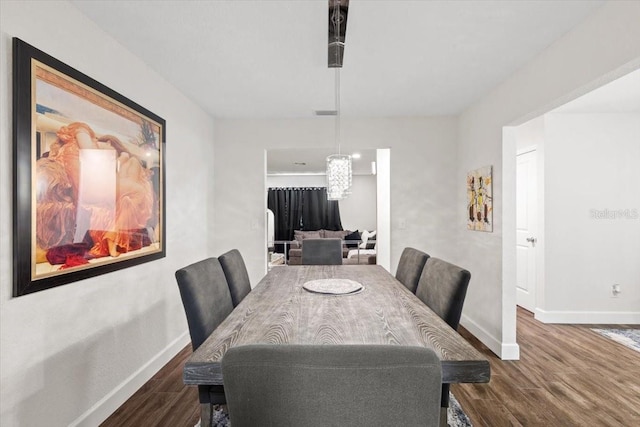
{"left": 326, "top": 0, "right": 352, "bottom": 201}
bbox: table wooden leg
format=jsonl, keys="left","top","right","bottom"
{"left": 200, "top": 403, "right": 211, "bottom": 427}
{"left": 439, "top": 406, "right": 448, "bottom": 427}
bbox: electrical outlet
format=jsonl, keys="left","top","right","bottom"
{"left": 611, "top": 284, "right": 621, "bottom": 298}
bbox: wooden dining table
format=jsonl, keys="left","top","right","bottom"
{"left": 184, "top": 265, "right": 490, "bottom": 423}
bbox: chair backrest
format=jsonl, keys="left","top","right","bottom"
{"left": 222, "top": 344, "right": 442, "bottom": 427}
{"left": 175, "top": 257, "right": 234, "bottom": 351}
{"left": 301, "top": 238, "right": 343, "bottom": 265}
{"left": 218, "top": 249, "right": 251, "bottom": 307}
{"left": 395, "top": 247, "right": 430, "bottom": 293}
{"left": 415, "top": 257, "right": 470, "bottom": 329}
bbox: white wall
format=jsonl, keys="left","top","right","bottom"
{"left": 457, "top": 1, "right": 640, "bottom": 358}
{"left": 266, "top": 174, "right": 377, "bottom": 232}
{"left": 267, "top": 174, "right": 326, "bottom": 187}
{"left": 0, "top": 2, "right": 215, "bottom": 425}
{"left": 213, "top": 117, "right": 459, "bottom": 283}
{"left": 515, "top": 117, "right": 544, "bottom": 153}
{"left": 339, "top": 175, "right": 377, "bottom": 232}
{"left": 540, "top": 112, "right": 640, "bottom": 322}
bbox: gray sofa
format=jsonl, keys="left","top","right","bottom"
{"left": 288, "top": 229, "right": 375, "bottom": 265}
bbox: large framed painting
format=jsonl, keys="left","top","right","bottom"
{"left": 467, "top": 165, "right": 493, "bottom": 232}
{"left": 12, "top": 38, "right": 166, "bottom": 297}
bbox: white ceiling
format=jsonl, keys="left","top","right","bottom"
{"left": 270, "top": 65, "right": 640, "bottom": 174}
{"left": 71, "top": 0, "right": 606, "bottom": 119}
{"left": 267, "top": 148, "right": 377, "bottom": 175}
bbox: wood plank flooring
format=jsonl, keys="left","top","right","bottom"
{"left": 452, "top": 307, "right": 640, "bottom": 426}
{"left": 100, "top": 345, "right": 201, "bottom": 427}
{"left": 101, "top": 307, "right": 640, "bottom": 426}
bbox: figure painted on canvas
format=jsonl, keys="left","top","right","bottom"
{"left": 467, "top": 166, "right": 493, "bottom": 232}
{"left": 33, "top": 65, "right": 161, "bottom": 274}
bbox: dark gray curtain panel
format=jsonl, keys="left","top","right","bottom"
{"left": 267, "top": 187, "right": 342, "bottom": 245}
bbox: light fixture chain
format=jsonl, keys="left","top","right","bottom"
{"left": 333, "top": 0, "right": 341, "bottom": 155}
{"left": 335, "top": 68, "right": 341, "bottom": 155}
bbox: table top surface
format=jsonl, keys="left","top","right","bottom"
{"left": 183, "top": 265, "right": 490, "bottom": 385}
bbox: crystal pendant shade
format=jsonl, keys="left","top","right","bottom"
{"left": 326, "top": 154, "right": 352, "bottom": 200}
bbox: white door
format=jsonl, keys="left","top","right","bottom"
{"left": 516, "top": 150, "right": 537, "bottom": 311}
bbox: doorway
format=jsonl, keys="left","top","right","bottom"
{"left": 264, "top": 147, "right": 391, "bottom": 271}
{"left": 515, "top": 148, "right": 537, "bottom": 312}
{"left": 503, "top": 67, "right": 640, "bottom": 356}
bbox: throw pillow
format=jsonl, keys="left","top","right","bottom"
{"left": 359, "top": 230, "right": 377, "bottom": 249}
{"left": 302, "top": 231, "right": 321, "bottom": 240}
{"left": 366, "top": 234, "right": 377, "bottom": 250}
{"left": 293, "top": 230, "right": 321, "bottom": 247}
{"left": 294, "top": 230, "right": 321, "bottom": 241}
{"left": 344, "top": 230, "right": 361, "bottom": 248}
{"left": 324, "top": 229, "right": 350, "bottom": 239}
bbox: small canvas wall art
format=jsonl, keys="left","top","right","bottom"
{"left": 467, "top": 165, "right": 493, "bottom": 232}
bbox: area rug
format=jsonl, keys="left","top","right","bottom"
{"left": 591, "top": 328, "right": 640, "bottom": 353}
{"left": 197, "top": 392, "right": 472, "bottom": 426}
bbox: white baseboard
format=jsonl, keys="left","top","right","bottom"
{"left": 500, "top": 342, "right": 521, "bottom": 360}
{"left": 70, "top": 331, "right": 191, "bottom": 427}
{"left": 535, "top": 309, "right": 640, "bottom": 324}
{"left": 460, "top": 314, "right": 520, "bottom": 360}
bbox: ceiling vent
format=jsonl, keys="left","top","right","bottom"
{"left": 314, "top": 110, "right": 337, "bottom": 116}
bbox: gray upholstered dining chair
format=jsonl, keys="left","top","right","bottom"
{"left": 175, "top": 257, "right": 234, "bottom": 424}
{"left": 415, "top": 257, "right": 471, "bottom": 424}
{"left": 221, "top": 344, "right": 442, "bottom": 427}
{"left": 301, "top": 238, "right": 343, "bottom": 265}
{"left": 395, "top": 247, "right": 430, "bottom": 293}
{"left": 218, "top": 249, "right": 251, "bottom": 307}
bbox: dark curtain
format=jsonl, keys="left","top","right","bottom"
{"left": 267, "top": 187, "right": 343, "bottom": 249}
{"left": 301, "top": 188, "right": 342, "bottom": 231}
{"left": 325, "top": 196, "right": 343, "bottom": 231}
{"left": 267, "top": 188, "right": 303, "bottom": 243}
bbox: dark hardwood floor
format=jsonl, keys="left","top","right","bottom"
{"left": 101, "top": 307, "right": 640, "bottom": 426}
{"left": 100, "top": 345, "right": 201, "bottom": 427}
{"left": 452, "top": 307, "right": 640, "bottom": 426}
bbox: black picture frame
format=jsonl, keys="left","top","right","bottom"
{"left": 13, "top": 38, "right": 166, "bottom": 297}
